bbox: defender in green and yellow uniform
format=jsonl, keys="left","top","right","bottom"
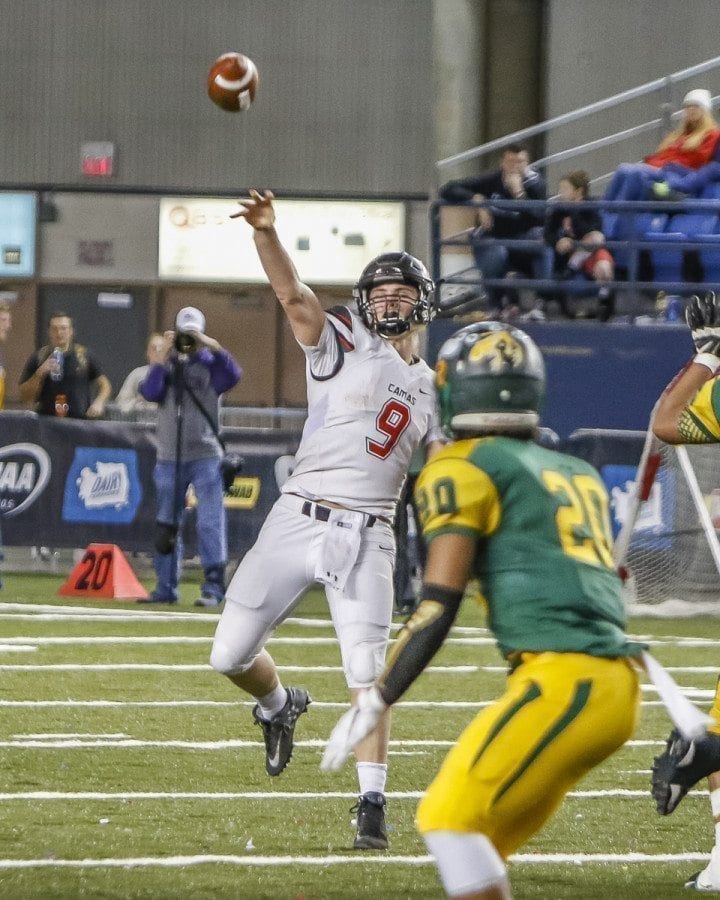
{"left": 322, "top": 321, "right": 644, "bottom": 900}
{"left": 650, "top": 291, "right": 720, "bottom": 893}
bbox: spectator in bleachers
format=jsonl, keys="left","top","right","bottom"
{"left": 439, "top": 143, "right": 547, "bottom": 312}
{"left": 650, "top": 156, "right": 720, "bottom": 199}
{"left": 604, "top": 89, "right": 720, "bottom": 202}
{"left": 114, "top": 332, "right": 165, "bottom": 415}
{"left": 545, "top": 171, "right": 615, "bottom": 321}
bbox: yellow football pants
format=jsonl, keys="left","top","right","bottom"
{"left": 416, "top": 651, "right": 640, "bottom": 859}
{"left": 709, "top": 677, "right": 720, "bottom": 735}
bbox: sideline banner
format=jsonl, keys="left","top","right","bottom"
{"left": 0, "top": 411, "right": 298, "bottom": 561}
{"left": 427, "top": 320, "right": 690, "bottom": 438}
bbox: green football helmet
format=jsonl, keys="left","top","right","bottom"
{"left": 435, "top": 321, "right": 545, "bottom": 435}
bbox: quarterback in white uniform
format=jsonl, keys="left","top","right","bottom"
{"left": 211, "top": 189, "right": 444, "bottom": 850}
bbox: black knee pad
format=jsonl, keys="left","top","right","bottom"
{"left": 154, "top": 522, "right": 178, "bottom": 555}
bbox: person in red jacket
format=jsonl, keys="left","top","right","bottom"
{"left": 604, "top": 89, "right": 720, "bottom": 201}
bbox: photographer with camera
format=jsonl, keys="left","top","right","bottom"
{"left": 139, "top": 307, "right": 242, "bottom": 606}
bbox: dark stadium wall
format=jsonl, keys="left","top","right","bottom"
{"left": 0, "top": 0, "right": 434, "bottom": 197}
{"left": 544, "top": 0, "right": 720, "bottom": 189}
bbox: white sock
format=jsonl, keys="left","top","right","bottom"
{"left": 255, "top": 684, "right": 287, "bottom": 720}
{"left": 357, "top": 761, "right": 387, "bottom": 796}
{"left": 424, "top": 831, "right": 507, "bottom": 897}
{"left": 715, "top": 821, "right": 720, "bottom": 849}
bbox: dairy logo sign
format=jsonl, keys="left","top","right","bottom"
{"left": 0, "top": 443, "right": 51, "bottom": 517}
{"left": 62, "top": 448, "right": 141, "bottom": 523}
{"left": 602, "top": 463, "right": 674, "bottom": 550}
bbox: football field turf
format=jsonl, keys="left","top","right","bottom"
{"left": 0, "top": 573, "right": 718, "bottom": 898}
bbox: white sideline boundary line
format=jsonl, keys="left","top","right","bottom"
{"left": 0, "top": 851, "right": 709, "bottom": 870}
{"left": 0, "top": 788, "right": 705, "bottom": 801}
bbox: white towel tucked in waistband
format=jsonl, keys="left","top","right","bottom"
{"left": 315, "top": 508, "right": 365, "bottom": 591}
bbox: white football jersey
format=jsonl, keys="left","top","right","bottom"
{"left": 281, "top": 306, "right": 443, "bottom": 518}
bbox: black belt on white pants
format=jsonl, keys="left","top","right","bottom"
{"left": 300, "top": 500, "right": 377, "bottom": 528}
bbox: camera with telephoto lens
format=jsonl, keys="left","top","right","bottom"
{"left": 220, "top": 452, "right": 244, "bottom": 491}
{"left": 174, "top": 331, "right": 197, "bottom": 354}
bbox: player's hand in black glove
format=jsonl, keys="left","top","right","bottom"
{"left": 686, "top": 291, "right": 720, "bottom": 355}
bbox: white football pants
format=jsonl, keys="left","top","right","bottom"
{"left": 211, "top": 492, "right": 396, "bottom": 688}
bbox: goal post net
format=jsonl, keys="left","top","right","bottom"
{"left": 612, "top": 432, "right": 720, "bottom": 615}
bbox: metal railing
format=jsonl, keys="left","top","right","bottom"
{"left": 431, "top": 196, "right": 720, "bottom": 313}
{"left": 437, "top": 55, "right": 720, "bottom": 178}
{"left": 105, "top": 403, "right": 307, "bottom": 431}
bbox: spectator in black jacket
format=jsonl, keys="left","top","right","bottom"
{"left": 439, "top": 143, "right": 547, "bottom": 311}
{"left": 544, "top": 170, "right": 615, "bottom": 321}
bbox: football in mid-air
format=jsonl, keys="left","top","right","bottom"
{"left": 207, "top": 52, "right": 258, "bottom": 112}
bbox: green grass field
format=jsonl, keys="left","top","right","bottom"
{"left": 0, "top": 572, "right": 719, "bottom": 898}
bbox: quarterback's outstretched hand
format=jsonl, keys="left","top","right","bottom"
{"left": 320, "top": 686, "right": 387, "bottom": 772}
{"left": 686, "top": 292, "right": 720, "bottom": 355}
{"left": 230, "top": 189, "right": 275, "bottom": 231}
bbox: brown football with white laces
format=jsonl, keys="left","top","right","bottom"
{"left": 207, "top": 52, "right": 258, "bottom": 112}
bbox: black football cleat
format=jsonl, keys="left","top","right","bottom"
{"left": 652, "top": 727, "right": 720, "bottom": 815}
{"left": 252, "top": 687, "right": 311, "bottom": 776}
{"left": 352, "top": 792, "right": 388, "bottom": 850}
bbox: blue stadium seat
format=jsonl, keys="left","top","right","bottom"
{"left": 608, "top": 212, "right": 668, "bottom": 276}
{"left": 649, "top": 210, "right": 719, "bottom": 284}
{"left": 697, "top": 233, "right": 720, "bottom": 282}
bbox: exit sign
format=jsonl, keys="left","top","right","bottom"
{"left": 81, "top": 142, "right": 115, "bottom": 177}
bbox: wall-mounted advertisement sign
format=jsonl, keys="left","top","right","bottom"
{"left": 158, "top": 197, "right": 405, "bottom": 284}
{"left": 0, "top": 193, "right": 36, "bottom": 277}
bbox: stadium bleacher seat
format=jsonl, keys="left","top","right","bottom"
{"left": 645, "top": 201, "right": 719, "bottom": 284}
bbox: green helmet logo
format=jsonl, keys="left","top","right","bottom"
{"left": 435, "top": 321, "right": 545, "bottom": 436}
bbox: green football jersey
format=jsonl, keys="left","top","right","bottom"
{"left": 414, "top": 436, "right": 645, "bottom": 659}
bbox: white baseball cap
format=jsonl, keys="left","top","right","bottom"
{"left": 683, "top": 89, "right": 712, "bottom": 112}
{"left": 175, "top": 306, "right": 206, "bottom": 333}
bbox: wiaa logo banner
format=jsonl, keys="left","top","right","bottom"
{"left": 0, "top": 443, "right": 51, "bottom": 518}
{"left": 63, "top": 448, "right": 142, "bottom": 524}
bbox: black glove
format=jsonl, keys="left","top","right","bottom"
{"left": 686, "top": 292, "right": 720, "bottom": 355}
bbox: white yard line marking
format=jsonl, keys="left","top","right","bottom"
{"left": 0, "top": 738, "right": 454, "bottom": 749}
{"left": 640, "top": 685, "right": 712, "bottom": 697}
{"left": 0, "top": 852, "right": 709, "bottom": 870}
{"left": 662, "top": 667, "right": 720, "bottom": 673}
{"left": 0, "top": 698, "right": 491, "bottom": 710}
{"left": 0, "top": 697, "right": 709, "bottom": 709}
{"left": 12, "top": 733, "right": 129, "bottom": 740}
{"left": 0, "top": 645, "right": 37, "bottom": 652}
{"left": 0, "top": 663, "right": 478, "bottom": 673}
{"left": 0, "top": 613, "right": 212, "bottom": 623}
{"left": 0, "top": 635, "right": 492, "bottom": 646}
{"left": 0, "top": 603, "right": 212, "bottom": 618}
{"left": 0, "top": 605, "right": 489, "bottom": 634}
{"left": 0, "top": 637, "right": 213, "bottom": 645}
{"left": 0, "top": 737, "right": 665, "bottom": 749}
{"left": 0, "top": 788, "right": 703, "bottom": 801}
